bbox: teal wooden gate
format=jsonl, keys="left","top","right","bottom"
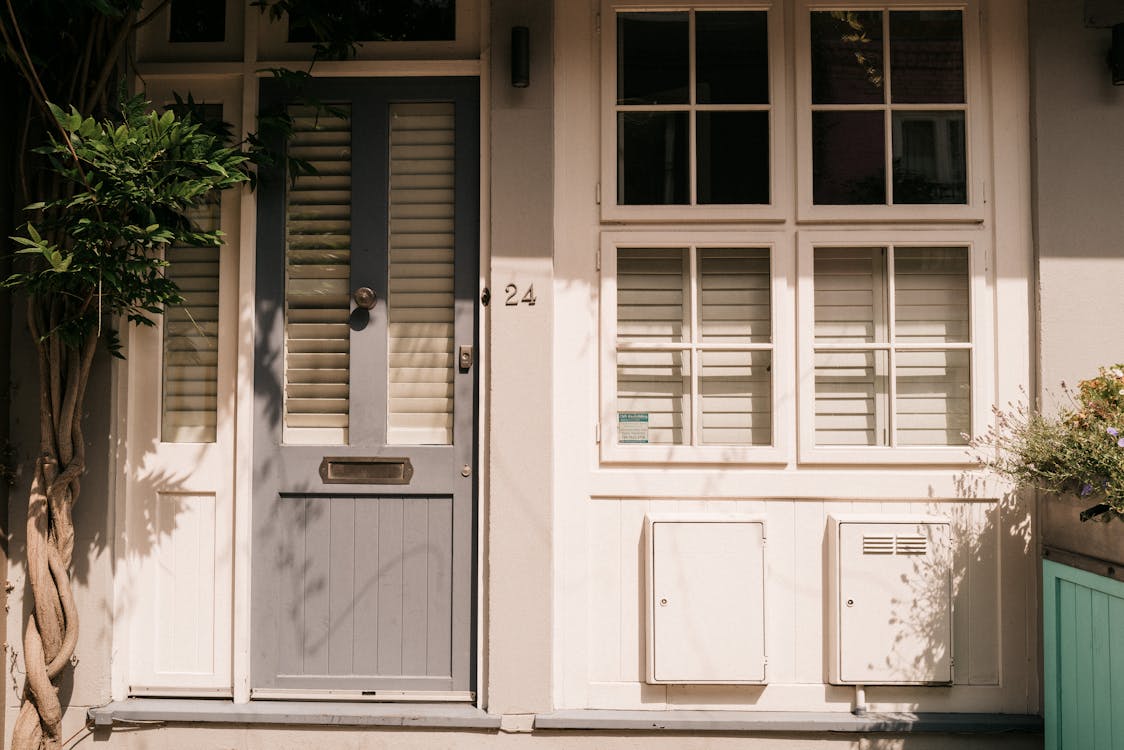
{"left": 1043, "top": 559, "right": 1124, "bottom": 749}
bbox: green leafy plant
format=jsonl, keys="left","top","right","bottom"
{"left": 972, "top": 365, "right": 1124, "bottom": 522}
{"left": 2, "top": 96, "right": 246, "bottom": 750}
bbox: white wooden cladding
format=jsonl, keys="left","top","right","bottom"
{"left": 162, "top": 201, "right": 221, "bottom": 442}
{"left": 813, "top": 246, "right": 970, "bottom": 447}
{"left": 284, "top": 106, "right": 352, "bottom": 444}
{"left": 615, "top": 247, "right": 772, "bottom": 446}
{"left": 387, "top": 102, "right": 456, "bottom": 445}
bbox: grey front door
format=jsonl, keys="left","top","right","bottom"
{"left": 252, "top": 78, "right": 478, "bottom": 696}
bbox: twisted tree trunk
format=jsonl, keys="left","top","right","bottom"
{"left": 11, "top": 298, "right": 96, "bottom": 750}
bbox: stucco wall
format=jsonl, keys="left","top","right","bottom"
{"left": 1031, "top": 2, "right": 1124, "bottom": 393}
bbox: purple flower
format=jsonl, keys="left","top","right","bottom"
{"left": 1117, "top": 438, "right": 1124, "bottom": 448}
{"left": 1110, "top": 427, "right": 1120, "bottom": 437}
{"left": 1081, "top": 483, "right": 1094, "bottom": 496}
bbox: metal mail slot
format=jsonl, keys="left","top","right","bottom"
{"left": 319, "top": 457, "right": 414, "bottom": 485}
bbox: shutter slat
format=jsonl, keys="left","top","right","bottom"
{"left": 387, "top": 102, "right": 456, "bottom": 446}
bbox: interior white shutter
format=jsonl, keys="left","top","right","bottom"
{"left": 697, "top": 249, "right": 771, "bottom": 445}
{"left": 616, "top": 248, "right": 689, "bottom": 444}
{"left": 813, "top": 248, "right": 886, "bottom": 446}
{"left": 162, "top": 201, "right": 221, "bottom": 442}
{"left": 387, "top": 102, "right": 456, "bottom": 445}
{"left": 893, "top": 247, "right": 970, "bottom": 446}
{"left": 283, "top": 105, "right": 352, "bottom": 444}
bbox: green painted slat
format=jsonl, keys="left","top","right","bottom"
{"left": 1044, "top": 560, "right": 1124, "bottom": 750}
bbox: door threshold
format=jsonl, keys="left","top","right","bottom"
{"left": 251, "top": 689, "right": 474, "bottom": 703}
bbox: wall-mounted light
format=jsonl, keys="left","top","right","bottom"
{"left": 1110, "top": 23, "right": 1124, "bottom": 85}
{"left": 511, "top": 26, "right": 530, "bottom": 88}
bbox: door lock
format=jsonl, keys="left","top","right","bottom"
{"left": 458, "top": 345, "right": 474, "bottom": 371}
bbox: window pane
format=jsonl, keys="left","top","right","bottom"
{"left": 696, "top": 12, "right": 769, "bottom": 104}
{"left": 894, "top": 247, "right": 969, "bottom": 343}
{"left": 284, "top": 106, "right": 352, "bottom": 442}
{"left": 815, "top": 349, "right": 888, "bottom": 446}
{"left": 895, "top": 349, "right": 969, "bottom": 446}
{"left": 813, "top": 111, "right": 885, "bottom": 204}
{"left": 618, "top": 350, "right": 690, "bottom": 445}
{"left": 811, "top": 11, "right": 884, "bottom": 105}
{"left": 700, "top": 350, "right": 771, "bottom": 446}
{"left": 892, "top": 111, "right": 966, "bottom": 204}
{"left": 162, "top": 204, "right": 220, "bottom": 442}
{"left": 170, "top": 0, "right": 225, "bottom": 43}
{"left": 814, "top": 247, "right": 883, "bottom": 344}
{"left": 387, "top": 103, "right": 456, "bottom": 446}
{"left": 617, "top": 249, "right": 687, "bottom": 343}
{"left": 287, "top": 0, "right": 455, "bottom": 43}
{"left": 618, "top": 112, "right": 689, "bottom": 205}
{"left": 889, "top": 11, "right": 964, "bottom": 104}
{"left": 698, "top": 248, "right": 770, "bottom": 344}
{"left": 617, "top": 12, "right": 689, "bottom": 104}
{"left": 697, "top": 112, "right": 769, "bottom": 204}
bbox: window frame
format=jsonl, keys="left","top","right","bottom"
{"left": 795, "top": 228, "right": 993, "bottom": 465}
{"left": 600, "top": 0, "right": 788, "bottom": 223}
{"left": 600, "top": 230, "right": 792, "bottom": 464}
{"left": 794, "top": 0, "right": 987, "bottom": 223}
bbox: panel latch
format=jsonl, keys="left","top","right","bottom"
{"left": 459, "top": 345, "right": 474, "bottom": 371}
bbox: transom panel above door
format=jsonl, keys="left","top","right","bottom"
{"left": 252, "top": 77, "right": 479, "bottom": 698}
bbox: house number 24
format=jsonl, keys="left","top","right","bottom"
{"left": 504, "top": 283, "right": 537, "bottom": 306}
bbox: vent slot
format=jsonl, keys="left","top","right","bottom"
{"left": 895, "top": 534, "right": 928, "bottom": 555}
{"left": 862, "top": 535, "right": 895, "bottom": 555}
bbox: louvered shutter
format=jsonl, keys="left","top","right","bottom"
{"left": 697, "top": 249, "right": 771, "bottom": 445}
{"left": 813, "top": 248, "right": 886, "bottom": 446}
{"left": 893, "top": 247, "right": 970, "bottom": 446}
{"left": 283, "top": 105, "right": 352, "bottom": 444}
{"left": 616, "top": 248, "right": 689, "bottom": 445}
{"left": 162, "top": 200, "right": 221, "bottom": 442}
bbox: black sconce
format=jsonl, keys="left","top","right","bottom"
{"left": 511, "top": 26, "right": 530, "bottom": 88}
{"left": 1111, "top": 23, "right": 1124, "bottom": 85}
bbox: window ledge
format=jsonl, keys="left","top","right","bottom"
{"left": 88, "top": 699, "right": 500, "bottom": 730}
{"left": 533, "top": 709, "right": 1043, "bottom": 734}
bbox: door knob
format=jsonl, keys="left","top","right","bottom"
{"left": 353, "top": 287, "right": 376, "bottom": 310}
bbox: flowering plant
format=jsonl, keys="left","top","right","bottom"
{"left": 972, "top": 365, "right": 1124, "bottom": 522}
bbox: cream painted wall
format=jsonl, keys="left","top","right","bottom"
{"left": 1031, "top": 0, "right": 1124, "bottom": 395}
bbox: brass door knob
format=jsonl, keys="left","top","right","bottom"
{"left": 353, "top": 287, "right": 376, "bottom": 310}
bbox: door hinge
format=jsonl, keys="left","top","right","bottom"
{"left": 595, "top": 12, "right": 601, "bottom": 34}
{"left": 595, "top": 181, "right": 601, "bottom": 205}
{"left": 595, "top": 422, "right": 601, "bottom": 444}
{"left": 596, "top": 248, "right": 601, "bottom": 271}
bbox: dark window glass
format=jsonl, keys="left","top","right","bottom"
{"left": 811, "top": 11, "right": 884, "bottom": 105}
{"left": 889, "top": 11, "right": 964, "bottom": 104}
{"left": 696, "top": 12, "right": 768, "bottom": 104}
{"left": 813, "top": 111, "right": 885, "bottom": 204}
{"left": 697, "top": 112, "right": 769, "bottom": 204}
{"left": 287, "top": 0, "right": 455, "bottom": 43}
{"left": 617, "top": 13, "right": 689, "bottom": 104}
{"left": 170, "top": 0, "right": 226, "bottom": 43}
{"left": 892, "top": 111, "right": 966, "bottom": 203}
{"left": 618, "top": 112, "right": 689, "bottom": 205}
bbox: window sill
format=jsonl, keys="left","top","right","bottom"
{"left": 88, "top": 699, "right": 500, "bottom": 730}
{"left": 533, "top": 709, "right": 1043, "bottom": 734}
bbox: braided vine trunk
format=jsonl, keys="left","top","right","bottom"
{"left": 11, "top": 297, "right": 96, "bottom": 750}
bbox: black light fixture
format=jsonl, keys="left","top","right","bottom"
{"left": 1110, "top": 23, "right": 1124, "bottom": 85}
{"left": 511, "top": 26, "right": 530, "bottom": 88}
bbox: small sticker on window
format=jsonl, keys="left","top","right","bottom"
{"left": 618, "top": 412, "right": 649, "bottom": 444}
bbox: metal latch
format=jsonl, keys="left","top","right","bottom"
{"left": 459, "top": 345, "right": 473, "bottom": 371}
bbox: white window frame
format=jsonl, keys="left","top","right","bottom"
{"left": 794, "top": 0, "right": 987, "bottom": 223}
{"left": 600, "top": 0, "right": 788, "bottom": 223}
{"left": 135, "top": 0, "right": 245, "bottom": 63}
{"left": 600, "top": 230, "right": 792, "bottom": 464}
{"left": 795, "top": 228, "right": 993, "bottom": 465}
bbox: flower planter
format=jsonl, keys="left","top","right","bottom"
{"left": 1041, "top": 492, "right": 1124, "bottom": 568}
